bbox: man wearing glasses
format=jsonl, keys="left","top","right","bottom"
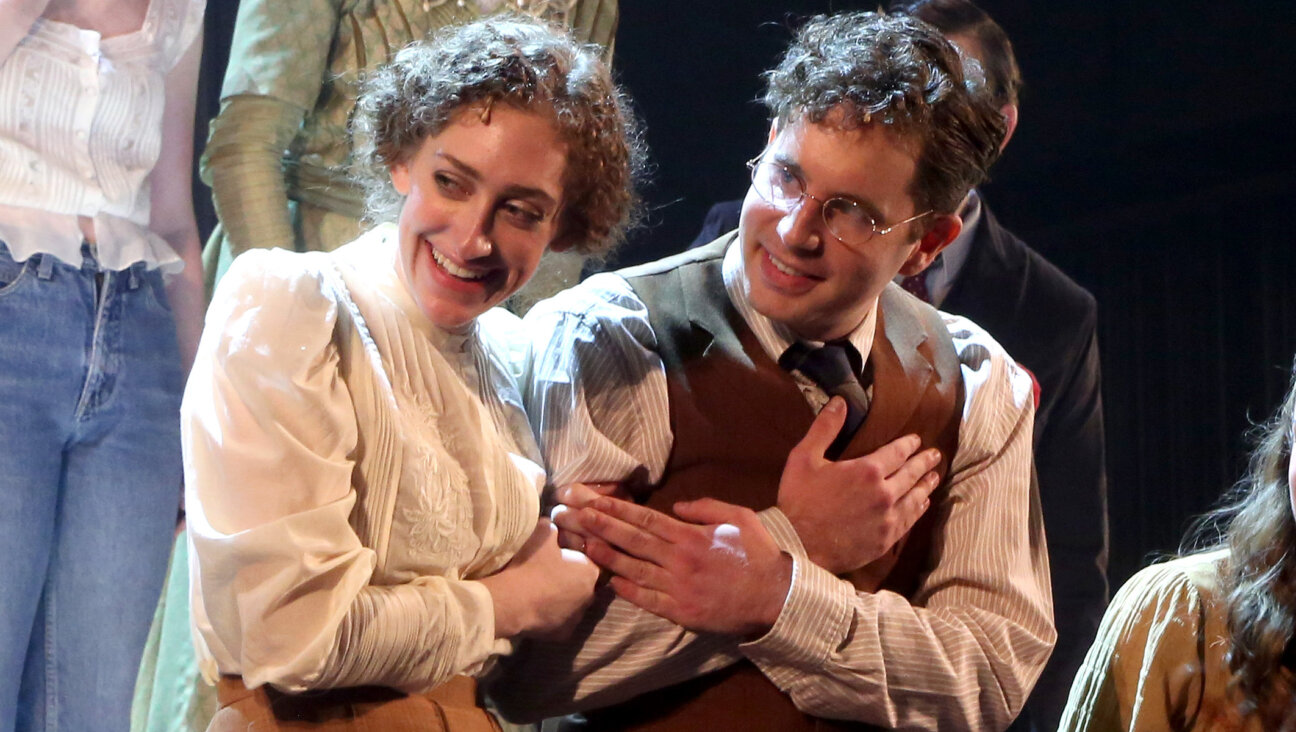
{"left": 691, "top": 2, "right": 1109, "bottom": 728}
{"left": 492, "top": 10, "right": 1054, "bottom": 731}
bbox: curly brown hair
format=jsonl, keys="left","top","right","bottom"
{"left": 762, "top": 11, "right": 1005, "bottom": 218}
{"left": 351, "top": 14, "right": 646, "bottom": 255}
{"left": 1186, "top": 359, "right": 1296, "bottom": 726}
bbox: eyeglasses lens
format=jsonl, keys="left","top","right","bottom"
{"left": 749, "top": 158, "right": 879, "bottom": 247}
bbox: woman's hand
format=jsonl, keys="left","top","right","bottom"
{"left": 549, "top": 481, "right": 628, "bottom": 551}
{"left": 479, "top": 519, "right": 599, "bottom": 640}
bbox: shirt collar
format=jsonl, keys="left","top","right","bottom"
{"left": 721, "top": 241, "right": 876, "bottom": 373}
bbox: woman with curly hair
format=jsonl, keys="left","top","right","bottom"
{"left": 180, "top": 15, "right": 644, "bottom": 730}
{"left": 135, "top": 4, "right": 616, "bottom": 729}
{"left": 198, "top": 0, "right": 617, "bottom": 301}
{"left": 1060, "top": 360, "right": 1296, "bottom": 730}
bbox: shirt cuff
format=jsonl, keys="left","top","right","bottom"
{"left": 448, "top": 579, "right": 513, "bottom": 675}
{"left": 757, "top": 507, "right": 808, "bottom": 558}
{"left": 738, "top": 553, "right": 858, "bottom": 687}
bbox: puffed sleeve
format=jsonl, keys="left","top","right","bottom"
{"left": 199, "top": 0, "right": 341, "bottom": 261}
{"left": 184, "top": 249, "right": 503, "bottom": 693}
{"left": 218, "top": 0, "right": 340, "bottom": 109}
{"left": 201, "top": 95, "right": 304, "bottom": 258}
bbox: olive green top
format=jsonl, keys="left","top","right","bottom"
{"left": 1060, "top": 550, "right": 1286, "bottom": 731}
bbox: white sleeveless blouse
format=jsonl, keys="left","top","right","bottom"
{"left": 0, "top": 0, "right": 204, "bottom": 271}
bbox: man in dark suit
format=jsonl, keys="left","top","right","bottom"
{"left": 692, "top": 3, "right": 1108, "bottom": 729}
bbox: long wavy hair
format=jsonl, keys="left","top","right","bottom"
{"left": 1187, "top": 359, "right": 1296, "bottom": 725}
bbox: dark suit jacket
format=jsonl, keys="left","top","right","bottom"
{"left": 692, "top": 199, "right": 1109, "bottom": 732}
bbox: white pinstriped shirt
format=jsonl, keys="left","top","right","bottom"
{"left": 495, "top": 243, "right": 1055, "bottom": 730}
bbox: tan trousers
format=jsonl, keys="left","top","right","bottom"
{"left": 208, "top": 675, "right": 502, "bottom": 732}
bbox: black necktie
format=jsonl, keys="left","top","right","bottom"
{"left": 779, "top": 341, "right": 870, "bottom": 460}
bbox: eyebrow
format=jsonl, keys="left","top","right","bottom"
{"left": 436, "top": 152, "right": 560, "bottom": 209}
{"left": 770, "top": 152, "right": 888, "bottom": 223}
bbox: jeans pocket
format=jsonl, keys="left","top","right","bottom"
{"left": 139, "top": 268, "right": 174, "bottom": 314}
{"left": 0, "top": 242, "right": 31, "bottom": 297}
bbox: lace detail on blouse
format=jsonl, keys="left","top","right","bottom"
{"left": 395, "top": 391, "right": 479, "bottom": 568}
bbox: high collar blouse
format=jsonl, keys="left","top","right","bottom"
{"left": 185, "top": 226, "right": 544, "bottom": 691}
{"left": 0, "top": 0, "right": 204, "bottom": 272}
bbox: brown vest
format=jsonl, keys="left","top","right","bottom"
{"left": 585, "top": 237, "right": 965, "bottom": 731}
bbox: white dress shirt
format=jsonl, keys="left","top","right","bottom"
{"left": 0, "top": 0, "right": 203, "bottom": 271}
{"left": 184, "top": 226, "right": 542, "bottom": 693}
{"left": 498, "top": 242, "right": 1055, "bottom": 729}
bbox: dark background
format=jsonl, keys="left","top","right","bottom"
{"left": 195, "top": 2, "right": 1296, "bottom": 590}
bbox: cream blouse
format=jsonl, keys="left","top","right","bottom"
{"left": 0, "top": 0, "right": 203, "bottom": 271}
{"left": 184, "top": 225, "right": 542, "bottom": 693}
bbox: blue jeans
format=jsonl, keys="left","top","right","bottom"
{"left": 0, "top": 242, "right": 183, "bottom": 731}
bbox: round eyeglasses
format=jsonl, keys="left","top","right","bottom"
{"left": 746, "top": 156, "right": 932, "bottom": 248}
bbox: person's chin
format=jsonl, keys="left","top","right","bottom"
{"left": 415, "top": 278, "right": 491, "bottom": 331}
{"left": 747, "top": 286, "right": 809, "bottom": 330}
{"left": 425, "top": 301, "right": 481, "bottom": 332}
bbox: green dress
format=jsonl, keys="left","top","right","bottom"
{"left": 131, "top": 3, "right": 617, "bottom": 730}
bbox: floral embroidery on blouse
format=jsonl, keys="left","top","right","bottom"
{"left": 395, "top": 392, "right": 479, "bottom": 567}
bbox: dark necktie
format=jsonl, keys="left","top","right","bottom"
{"left": 899, "top": 273, "right": 931, "bottom": 303}
{"left": 779, "top": 341, "right": 870, "bottom": 460}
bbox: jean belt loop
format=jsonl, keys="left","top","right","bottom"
{"left": 36, "top": 253, "right": 55, "bottom": 280}
{"left": 127, "top": 264, "right": 141, "bottom": 290}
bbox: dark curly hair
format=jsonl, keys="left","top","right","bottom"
{"left": 762, "top": 11, "right": 1005, "bottom": 218}
{"left": 352, "top": 15, "right": 646, "bottom": 255}
{"left": 1184, "top": 359, "right": 1296, "bottom": 726}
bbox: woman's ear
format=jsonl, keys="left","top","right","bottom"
{"left": 390, "top": 161, "right": 411, "bottom": 196}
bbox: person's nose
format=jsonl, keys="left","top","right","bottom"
{"left": 448, "top": 201, "right": 495, "bottom": 260}
{"left": 776, "top": 196, "right": 824, "bottom": 252}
